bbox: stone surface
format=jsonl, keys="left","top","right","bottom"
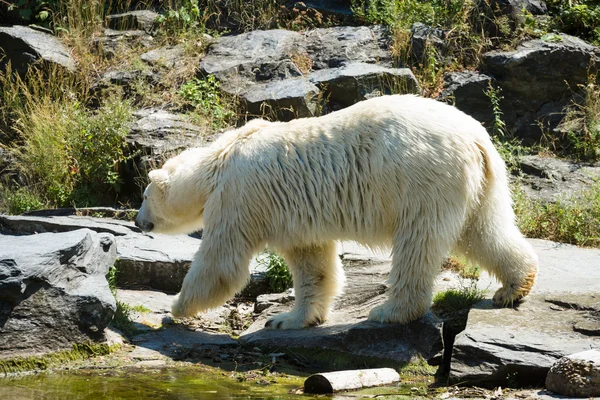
{"left": 517, "top": 155, "right": 600, "bottom": 203}
{"left": 439, "top": 71, "right": 494, "bottom": 128}
{"left": 200, "top": 26, "right": 394, "bottom": 119}
{"left": 141, "top": 44, "right": 185, "bottom": 68}
{"left": 449, "top": 239, "right": 600, "bottom": 387}
{"left": 0, "top": 25, "right": 76, "bottom": 75}
{"left": 106, "top": 10, "right": 159, "bottom": 33}
{"left": 482, "top": 34, "right": 600, "bottom": 140}
{"left": 0, "top": 229, "right": 117, "bottom": 359}
{"left": 92, "top": 29, "right": 154, "bottom": 59}
{"left": 240, "top": 251, "right": 444, "bottom": 369}
{"left": 309, "top": 63, "right": 420, "bottom": 109}
{"left": 546, "top": 349, "right": 600, "bottom": 398}
{"left": 410, "top": 23, "right": 448, "bottom": 63}
{"left": 0, "top": 214, "right": 140, "bottom": 236}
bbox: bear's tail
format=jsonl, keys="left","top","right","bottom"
{"left": 457, "top": 135, "right": 538, "bottom": 303}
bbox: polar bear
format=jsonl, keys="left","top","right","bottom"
{"left": 135, "top": 95, "right": 538, "bottom": 329}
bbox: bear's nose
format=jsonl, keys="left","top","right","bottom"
{"left": 134, "top": 217, "right": 154, "bottom": 232}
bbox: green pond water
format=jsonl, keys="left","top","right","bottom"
{"left": 0, "top": 368, "right": 308, "bottom": 400}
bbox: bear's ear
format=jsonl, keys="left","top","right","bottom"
{"left": 148, "top": 169, "right": 169, "bottom": 191}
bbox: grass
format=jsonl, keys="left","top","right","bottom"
{"left": 106, "top": 265, "right": 139, "bottom": 336}
{"left": 432, "top": 281, "right": 486, "bottom": 315}
{"left": 514, "top": 182, "right": 600, "bottom": 248}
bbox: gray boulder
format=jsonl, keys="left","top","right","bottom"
{"left": 0, "top": 229, "right": 117, "bottom": 359}
{"left": 309, "top": 63, "right": 419, "bottom": 109}
{"left": 482, "top": 34, "right": 600, "bottom": 140}
{"left": 141, "top": 44, "right": 186, "bottom": 69}
{"left": 410, "top": 23, "right": 448, "bottom": 64}
{"left": 106, "top": 10, "right": 159, "bottom": 33}
{"left": 449, "top": 239, "right": 600, "bottom": 387}
{"left": 546, "top": 349, "right": 600, "bottom": 398}
{"left": 440, "top": 71, "right": 494, "bottom": 128}
{"left": 92, "top": 29, "right": 154, "bottom": 60}
{"left": 0, "top": 25, "right": 76, "bottom": 75}
{"left": 241, "top": 247, "right": 443, "bottom": 369}
{"left": 517, "top": 155, "right": 600, "bottom": 203}
{"left": 200, "top": 26, "right": 397, "bottom": 119}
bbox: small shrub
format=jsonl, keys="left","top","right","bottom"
{"left": 259, "top": 251, "right": 293, "bottom": 293}
{"left": 178, "top": 75, "right": 235, "bottom": 129}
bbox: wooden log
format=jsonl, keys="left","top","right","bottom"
{"left": 304, "top": 368, "right": 400, "bottom": 394}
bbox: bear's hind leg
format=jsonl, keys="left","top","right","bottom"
{"left": 457, "top": 193, "right": 538, "bottom": 307}
{"left": 265, "top": 241, "right": 344, "bottom": 330}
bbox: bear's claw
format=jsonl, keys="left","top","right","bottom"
{"left": 493, "top": 269, "right": 537, "bottom": 307}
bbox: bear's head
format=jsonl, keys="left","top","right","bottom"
{"left": 135, "top": 150, "right": 209, "bottom": 234}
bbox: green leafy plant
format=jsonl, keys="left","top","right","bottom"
{"left": 178, "top": 75, "right": 235, "bottom": 129}
{"left": 432, "top": 280, "right": 485, "bottom": 314}
{"left": 259, "top": 251, "right": 293, "bottom": 293}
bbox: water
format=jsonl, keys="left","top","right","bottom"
{"left": 0, "top": 367, "right": 307, "bottom": 400}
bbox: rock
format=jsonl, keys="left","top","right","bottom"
{"left": 92, "top": 29, "right": 154, "bottom": 59}
{"left": 200, "top": 29, "right": 303, "bottom": 86}
{"left": 0, "top": 229, "right": 117, "bottom": 359}
{"left": 517, "top": 155, "right": 600, "bottom": 203}
{"left": 106, "top": 10, "right": 159, "bottom": 33}
{"left": 0, "top": 214, "right": 140, "bottom": 236}
{"left": 482, "top": 34, "right": 600, "bottom": 140}
{"left": 449, "top": 239, "right": 600, "bottom": 387}
{"left": 309, "top": 63, "right": 420, "bottom": 109}
{"left": 92, "top": 69, "right": 160, "bottom": 101}
{"left": 240, "top": 77, "right": 321, "bottom": 120}
{"left": 0, "top": 25, "right": 76, "bottom": 75}
{"left": 241, "top": 248, "right": 443, "bottom": 369}
{"left": 304, "top": 25, "right": 392, "bottom": 70}
{"left": 546, "top": 349, "right": 600, "bottom": 398}
{"left": 125, "top": 109, "right": 212, "bottom": 176}
{"left": 289, "top": 0, "right": 353, "bottom": 18}
{"left": 200, "top": 26, "right": 394, "bottom": 119}
{"left": 141, "top": 45, "right": 186, "bottom": 69}
{"left": 410, "top": 23, "right": 448, "bottom": 63}
{"left": 439, "top": 71, "right": 494, "bottom": 128}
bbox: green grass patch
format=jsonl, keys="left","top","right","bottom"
{"left": 178, "top": 75, "right": 235, "bottom": 130}
{"left": 514, "top": 182, "right": 600, "bottom": 248}
{"left": 432, "top": 282, "right": 485, "bottom": 315}
{"left": 0, "top": 342, "right": 117, "bottom": 376}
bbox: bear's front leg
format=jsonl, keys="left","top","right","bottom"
{"left": 172, "top": 231, "right": 252, "bottom": 318}
{"left": 265, "top": 241, "right": 345, "bottom": 330}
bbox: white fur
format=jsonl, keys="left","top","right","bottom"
{"left": 135, "top": 95, "right": 539, "bottom": 329}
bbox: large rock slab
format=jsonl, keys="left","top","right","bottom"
{"left": 240, "top": 247, "right": 444, "bottom": 369}
{"left": 309, "top": 63, "right": 419, "bottom": 109}
{"left": 0, "top": 229, "right": 117, "bottom": 359}
{"left": 449, "top": 239, "right": 600, "bottom": 387}
{"left": 440, "top": 71, "right": 494, "bottom": 128}
{"left": 546, "top": 349, "right": 600, "bottom": 398}
{"left": 0, "top": 25, "right": 76, "bottom": 75}
{"left": 517, "top": 155, "right": 600, "bottom": 203}
{"left": 200, "top": 26, "right": 397, "bottom": 118}
{"left": 482, "top": 34, "right": 600, "bottom": 140}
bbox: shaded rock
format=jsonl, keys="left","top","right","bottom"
{"left": 289, "top": 0, "right": 353, "bottom": 18}
{"left": 410, "top": 23, "right": 448, "bottom": 63}
{"left": 482, "top": 34, "right": 600, "bottom": 140}
{"left": 488, "top": 0, "right": 548, "bottom": 21}
{"left": 449, "top": 239, "right": 600, "bottom": 387}
{"left": 106, "top": 10, "right": 159, "bottom": 33}
{"left": 92, "top": 29, "right": 154, "bottom": 59}
{"left": 141, "top": 44, "right": 186, "bottom": 69}
{"left": 0, "top": 25, "right": 76, "bottom": 75}
{"left": 517, "top": 155, "right": 600, "bottom": 203}
{"left": 546, "top": 349, "right": 600, "bottom": 398}
{"left": 240, "top": 77, "right": 320, "bottom": 120}
{"left": 0, "top": 229, "right": 117, "bottom": 359}
{"left": 440, "top": 71, "right": 494, "bottom": 128}
{"left": 92, "top": 69, "right": 159, "bottom": 101}
{"left": 241, "top": 250, "right": 443, "bottom": 369}
{"left": 309, "top": 63, "right": 420, "bottom": 109}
